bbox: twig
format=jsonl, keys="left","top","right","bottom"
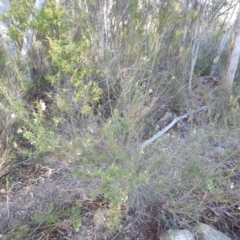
{"left": 6, "top": 193, "right": 10, "bottom": 220}
{"left": 139, "top": 106, "right": 208, "bottom": 150}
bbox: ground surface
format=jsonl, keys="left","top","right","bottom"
{"left": 0, "top": 134, "right": 240, "bottom": 240}
{"left": 1, "top": 81, "right": 240, "bottom": 240}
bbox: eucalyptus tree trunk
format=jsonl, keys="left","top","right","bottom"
{"left": 188, "top": 1, "right": 207, "bottom": 91}
{"left": 211, "top": 27, "right": 231, "bottom": 73}
{"left": 96, "top": 0, "right": 105, "bottom": 59}
{"left": 1, "top": 0, "right": 46, "bottom": 83}
{"left": 211, "top": 1, "right": 238, "bottom": 74}
{"left": 0, "top": 0, "right": 18, "bottom": 59}
{"left": 95, "top": 0, "right": 114, "bottom": 60}
{"left": 21, "top": 0, "right": 46, "bottom": 57}
{"left": 1, "top": 0, "right": 45, "bottom": 59}
{"left": 223, "top": 3, "right": 240, "bottom": 93}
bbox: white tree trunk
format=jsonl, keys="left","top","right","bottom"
{"left": 97, "top": 0, "right": 105, "bottom": 59}
{"left": 223, "top": 3, "right": 240, "bottom": 93}
{"left": 0, "top": 0, "right": 46, "bottom": 83}
{"left": 0, "top": 0, "right": 18, "bottom": 59}
{"left": 188, "top": 1, "right": 207, "bottom": 91}
{"left": 21, "top": 0, "right": 46, "bottom": 57}
{"left": 189, "top": 24, "right": 202, "bottom": 90}
{"left": 211, "top": 26, "right": 232, "bottom": 73}
{"left": 1, "top": 0, "right": 45, "bottom": 59}
{"left": 103, "top": 0, "right": 113, "bottom": 51}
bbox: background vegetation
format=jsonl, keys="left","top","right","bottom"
{"left": 0, "top": 0, "right": 240, "bottom": 239}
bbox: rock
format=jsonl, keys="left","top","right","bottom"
{"left": 211, "top": 146, "right": 225, "bottom": 158}
{"left": 160, "top": 111, "right": 174, "bottom": 123}
{"left": 195, "top": 223, "right": 231, "bottom": 240}
{"left": 160, "top": 229, "right": 194, "bottom": 240}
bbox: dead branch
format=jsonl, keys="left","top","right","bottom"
{"left": 139, "top": 106, "right": 208, "bottom": 150}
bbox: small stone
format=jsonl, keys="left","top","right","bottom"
{"left": 195, "top": 223, "right": 231, "bottom": 240}
{"left": 160, "top": 112, "right": 174, "bottom": 123}
{"left": 160, "top": 229, "right": 194, "bottom": 240}
{"left": 211, "top": 146, "right": 225, "bottom": 158}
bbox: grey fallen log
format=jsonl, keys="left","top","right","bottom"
{"left": 139, "top": 106, "right": 208, "bottom": 150}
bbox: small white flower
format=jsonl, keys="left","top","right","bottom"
{"left": 40, "top": 100, "right": 46, "bottom": 111}
{"left": 121, "top": 196, "right": 128, "bottom": 203}
{"left": 142, "top": 56, "right": 149, "bottom": 62}
{"left": 11, "top": 113, "right": 15, "bottom": 119}
{"left": 230, "top": 183, "right": 234, "bottom": 189}
{"left": 17, "top": 128, "right": 23, "bottom": 133}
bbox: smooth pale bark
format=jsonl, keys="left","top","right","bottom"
{"left": 211, "top": 26, "right": 231, "bottom": 73}
{"left": 103, "top": 0, "right": 113, "bottom": 51}
{"left": 188, "top": 1, "right": 207, "bottom": 91}
{"left": 96, "top": 0, "right": 105, "bottom": 59}
{"left": 21, "top": 0, "right": 46, "bottom": 57}
{"left": 1, "top": 0, "right": 46, "bottom": 64}
{"left": 189, "top": 23, "right": 202, "bottom": 90}
{"left": 20, "top": 0, "right": 45, "bottom": 83}
{"left": 223, "top": 3, "right": 240, "bottom": 93}
{"left": 211, "top": 2, "right": 239, "bottom": 73}
{"left": 0, "top": 0, "right": 18, "bottom": 59}
{"left": 0, "top": 0, "right": 9, "bottom": 12}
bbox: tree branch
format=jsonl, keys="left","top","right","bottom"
{"left": 139, "top": 106, "right": 208, "bottom": 150}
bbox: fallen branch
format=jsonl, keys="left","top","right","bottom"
{"left": 139, "top": 106, "right": 208, "bottom": 150}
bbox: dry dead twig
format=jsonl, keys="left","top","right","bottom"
{"left": 139, "top": 106, "right": 208, "bottom": 150}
